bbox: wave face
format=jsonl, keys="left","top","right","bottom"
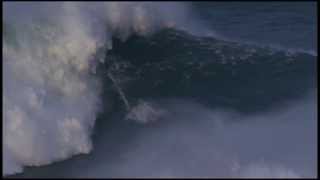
{"left": 3, "top": 2, "right": 317, "bottom": 178}
{"left": 101, "top": 28, "right": 316, "bottom": 114}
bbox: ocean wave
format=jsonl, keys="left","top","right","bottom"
{"left": 3, "top": 2, "right": 316, "bottom": 177}
{"left": 3, "top": 2, "right": 200, "bottom": 176}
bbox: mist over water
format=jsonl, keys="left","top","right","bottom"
{"left": 118, "top": 97, "right": 317, "bottom": 178}
{"left": 9, "top": 96, "right": 317, "bottom": 178}
{"left": 3, "top": 2, "right": 317, "bottom": 178}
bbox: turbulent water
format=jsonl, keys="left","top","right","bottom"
{"left": 3, "top": 2, "right": 317, "bottom": 178}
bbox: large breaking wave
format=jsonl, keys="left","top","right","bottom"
{"left": 3, "top": 2, "right": 203, "bottom": 175}
{"left": 3, "top": 2, "right": 317, "bottom": 178}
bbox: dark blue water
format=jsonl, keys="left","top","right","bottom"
{"left": 193, "top": 2, "right": 317, "bottom": 52}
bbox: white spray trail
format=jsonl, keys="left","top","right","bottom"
{"left": 107, "top": 71, "right": 131, "bottom": 111}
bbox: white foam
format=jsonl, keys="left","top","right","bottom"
{"left": 91, "top": 98, "right": 314, "bottom": 178}
{"left": 126, "top": 100, "right": 167, "bottom": 124}
{"left": 237, "top": 162, "right": 301, "bottom": 178}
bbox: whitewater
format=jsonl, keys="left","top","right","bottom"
{"left": 3, "top": 2, "right": 207, "bottom": 175}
